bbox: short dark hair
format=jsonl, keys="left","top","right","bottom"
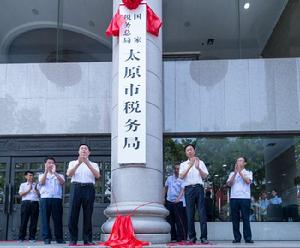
{"left": 184, "top": 144, "right": 195, "bottom": 151}
{"left": 240, "top": 156, "right": 247, "bottom": 163}
{"left": 78, "top": 143, "right": 91, "bottom": 151}
{"left": 44, "top": 156, "right": 56, "bottom": 163}
{"left": 24, "top": 170, "right": 34, "bottom": 176}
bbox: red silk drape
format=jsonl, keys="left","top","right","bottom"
{"left": 106, "top": 1, "right": 162, "bottom": 37}
{"left": 99, "top": 215, "right": 149, "bottom": 248}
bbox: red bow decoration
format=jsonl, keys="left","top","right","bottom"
{"left": 106, "top": 0, "right": 162, "bottom": 37}
{"left": 99, "top": 215, "right": 149, "bottom": 248}
{"left": 123, "top": 0, "right": 143, "bottom": 9}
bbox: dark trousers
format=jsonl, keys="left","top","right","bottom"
{"left": 230, "top": 198, "right": 252, "bottom": 241}
{"left": 40, "top": 198, "right": 63, "bottom": 241}
{"left": 18, "top": 200, "right": 39, "bottom": 240}
{"left": 165, "top": 200, "right": 188, "bottom": 241}
{"left": 68, "top": 183, "right": 95, "bottom": 242}
{"left": 184, "top": 185, "right": 207, "bottom": 240}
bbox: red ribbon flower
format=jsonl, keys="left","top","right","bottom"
{"left": 106, "top": 0, "right": 162, "bottom": 37}
{"left": 122, "top": 0, "right": 143, "bottom": 10}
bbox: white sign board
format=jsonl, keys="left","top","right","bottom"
{"left": 118, "top": 3, "right": 147, "bottom": 164}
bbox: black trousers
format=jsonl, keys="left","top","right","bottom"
{"left": 68, "top": 183, "right": 95, "bottom": 242}
{"left": 40, "top": 198, "right": 63, "bottom": 241}
{"left": 230, "top": 198, "right": 252, "bottom": 241}
{"left": 18, "top": 200, "right": 39, "bottom": 240}
{"left": 184, "top": 185, "right": 207, "bottom": 240}
{"left": 165, "top": 200, "right": 188, "bottom": 241}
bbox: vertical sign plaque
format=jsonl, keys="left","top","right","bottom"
{"left": 118, "top": 3, "right": 146, "bottom": 164}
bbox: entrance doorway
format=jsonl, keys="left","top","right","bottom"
{"left": 0, "top": 136, "right": 111, "bottom": 241}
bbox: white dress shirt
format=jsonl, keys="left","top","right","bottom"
{"left": 38, "top": 173, "right": 64, "bottom": 199}
{"left": 227, "top": 169, "right": 253, "bottom": 199}
{"left": 19, "top": 182, "right": 39, "bottom": 201}
{"left": 68, "top": 160, "right": 99, "bottom": 184}
{"left": 179, "top": 159, "right": 209, "bottom": 186}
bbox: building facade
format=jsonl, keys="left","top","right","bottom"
{"left": 0, "top": 0, "right": 300, "bottom": 242}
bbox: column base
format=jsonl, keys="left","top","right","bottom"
{"left": 101, "top": 233, "right": 171, "bottom": 244}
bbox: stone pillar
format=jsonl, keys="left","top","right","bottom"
{"left": 101, "top": 0, "right": 170, "bottom": 244}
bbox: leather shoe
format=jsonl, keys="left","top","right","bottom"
{"left": 201, "top": 238, "right": 209, "bottom": 244}
{"left": 84, "top": 241, "right": 96, "bottom": 245}
{"left": 69, "top": 241, "right": 77, "bottom": 245}
{"left": 190, "top": 237, "right": 197, "bottom": 243}
{"left": 44, "top": 239, "right": 51, "bottom": 245}
{"left": 56, "top": 240, "right": 66, "bottom": 244}
{"left": 245, "top": 240, "right": 254, "bottom": 243}
{"left": 233, "top": 240, "right": 241, "bottom": 243}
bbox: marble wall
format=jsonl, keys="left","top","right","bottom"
{"left": 0, "top": 62, "right": 111, "bottom": 135}
{"left": 164, "top": 58, "right": 300, "bottom": 133}
{"left": 0, "top": 58, "right": 300, "bottom": 135}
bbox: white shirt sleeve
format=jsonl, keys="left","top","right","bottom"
{"left": 165, "top": 176, "right": 170, "bottom": 187}
{"left": 248, "top": 171, "right": 253, "bottom": 181}
{"left": 227, "top": 172, "right": 234, "bottom": 182}
{"left": 38, "top": 174, "right": 43, "bottom": 183}
{"left": 179, "top": 163, "right": 185, "bottom": 176}
{"left": 200, "top": 161, "right": 209, "bottom": 175}
{"left": 92, "top": 162, "right": 100, "bottom": 172}
{"left": 68, "top": 161, "right": 75, "bottom": 170}
{"left": 18, "top": 183, "right": 24, "bottom": 194}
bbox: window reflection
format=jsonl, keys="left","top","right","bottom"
{"left": 1, "top": 0, "right": 300, "bottom": 63}
{"left": 164, "top": 136, "right": 300, "bottom": 222}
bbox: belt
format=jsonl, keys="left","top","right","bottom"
{"left": 185, "top": 183, "right": 202, "bottom": 188}
{"left": 22, "top": 200, "right": 39, "bottom": 203}
{"left": 72, "top": 182, "right": 94, "bottom": 187}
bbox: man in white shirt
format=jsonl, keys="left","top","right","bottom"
{"left": 39, "top": 157, "right": 65, "bottom": 244}
{"left": 227, "top": 157, "right": 254, "bottom": 244}
{"left": 165, "top": 164, "right": 187, "bottom": 242}
{"left": 18, "top": 171, "right": 39, "bottom": 243}
{"left": 179, "top": 144, "right": 209, "bottom": 244}
{"left": 67, "top": 144, "right": 100, "bottom": 245}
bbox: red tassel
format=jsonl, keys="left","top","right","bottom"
{"left": 105, "top": 9, "right": 125, "bottom": 37}
{"left": 100, "top": 215, "right": 149, "bottom": 248}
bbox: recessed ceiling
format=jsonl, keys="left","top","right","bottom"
{"left": 0, "top": 0, "right": 289, "bottom": 62}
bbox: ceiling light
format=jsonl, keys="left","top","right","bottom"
{"left": 207, "top": 38, "right": 215, "bottom": 45}
{"left": 244, "top": 2, "right": 250, "bottom": 10}
{"left": 267, "top": 142, "right": 276, "bottom": 147}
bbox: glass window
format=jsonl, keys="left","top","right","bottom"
{"left": 0, "top": 172, "right": 5, "bottom": 204}
{"left": 0, "top": 0, "right": 112, "bottom": 63}
{"left": 2, "top": 0, "right": 299, "bottom": 63}
{"left": 163, "top": 0, "right": 300, "bottom": 60}
{"left": 164, "top": 136, "right": 300, "bottom": 222}
{"left": 0, "top": 163, "right": 6, "bottom": 170}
